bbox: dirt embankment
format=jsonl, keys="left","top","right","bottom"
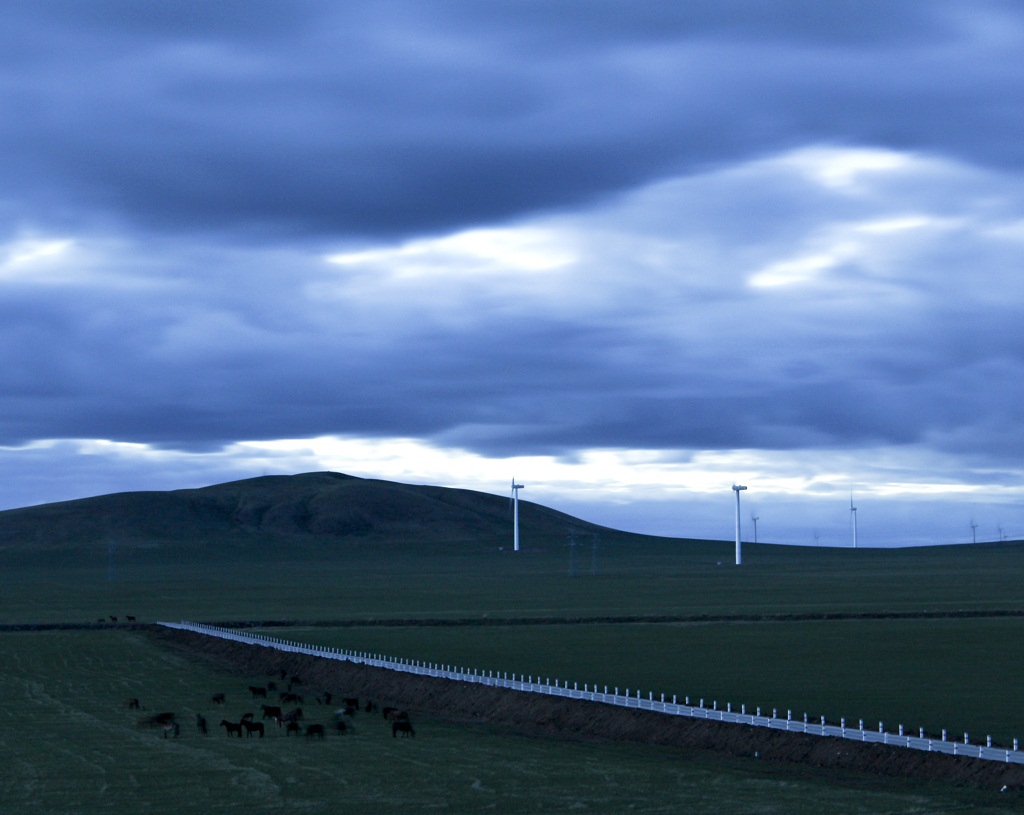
{"left": 147, "top": 625, "right": 1024, "bottom": 794}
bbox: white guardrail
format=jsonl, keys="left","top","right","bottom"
{"left": 159, "top": 621, "right": 1023, "bottom": 765}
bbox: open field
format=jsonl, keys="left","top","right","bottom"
{"left": 3, "top": 539, "right": 1023, "bottom": 810}
{"left": 2, "top": 539, "right": 1023, "bottom": 624}
{"left": 2, "top": 628, "right": 1018, "bottom": 814}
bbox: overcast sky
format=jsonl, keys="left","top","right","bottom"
{"left": 3, "top": 1, "right": 1024, "bottom": 547}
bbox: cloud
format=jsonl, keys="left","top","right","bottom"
{"left": 2, "top": 144, "right": 1023, "bottom": 466}
{"left": 2, "top": 2, "right": 1024, "bottom": 242}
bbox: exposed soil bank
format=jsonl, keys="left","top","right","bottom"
{"left": 148, "top": 625, "right": 1024, "bottom": 794}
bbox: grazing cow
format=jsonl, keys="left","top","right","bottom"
{"left": 285, "top": 721, "right": 301, "bottom": 736}
{"left": 126, "top": 615, "right": 136, "bottom": 622}
{"left": 196, "top": 714, "right": 208, "bottom": 734}
{"left": 280, "top": 691, "right": 302, "bottom": 704}
{"left": 305, "top": 723, "right": 325, "bottom": 740}
{"left": 220, "top": 720, "right": 244, "bottom": 737}
{"left": 242, "top": 720, "right": 265, "bottom": 738}
{"left": 211, "top": 693, "right": 226, "bottom": 705}
{"left": 261, "top": 704, "right": 282, "bottom": 721}
{"left": 392, "top": 721, "right": 415, "bottom": 738}
{"left": 109, "top": 615, "right": 118, "bottom": 623}
{"left": 126, "top": 698, "right": 140, "bottom": 710}
{"left": 249, "top": 685, "right": 267, "bottom": 699}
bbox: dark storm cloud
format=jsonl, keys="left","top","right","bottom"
{"left": 3, "top": 234, "right": 1022, "bottom": 461}
{"left": 2, "top": 1, "right": 1024, "bottom": 242}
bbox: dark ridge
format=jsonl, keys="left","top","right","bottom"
{"left": 0, "top": 471, "right": 650, "bottom": 562}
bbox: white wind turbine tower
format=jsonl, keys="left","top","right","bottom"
{"left": 511, "top": 478, "right": 524, "bottom": 552}
{"left": 732, "top": 484, "right": 747, "bottom": 565}
{"left": 850, "top": 493, "right": 858, "bottom": 549}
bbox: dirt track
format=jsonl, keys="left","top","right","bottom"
{"left": 148, "top": 625, "right": 1024, "bottom": 794}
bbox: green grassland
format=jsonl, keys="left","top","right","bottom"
{"left": 1, "top": 628, "right": 1016, "bottom": 815}
{"left": 2, "top": 536, "right": 1023, "bottom": 811}
{"left": 3, "top": 539, "right": 1023, "bottom": 624}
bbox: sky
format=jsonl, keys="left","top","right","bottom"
{"left": 3, "top": 1, "right": 1024, "bottom": 547}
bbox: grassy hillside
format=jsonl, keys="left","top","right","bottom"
{"left": 0, "top": 471, "right": 630, "bottom": 564}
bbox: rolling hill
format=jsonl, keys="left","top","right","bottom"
{"left": 0, "top": 471, "right": 630, "bottom": 563}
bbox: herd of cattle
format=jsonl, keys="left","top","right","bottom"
{"left": 133, "top": 670, "right": 416, "bottom": 741}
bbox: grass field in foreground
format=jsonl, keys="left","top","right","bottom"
{"left": 1, "top": 629, "right": 1017, "bottom": 815}
{"left": 3, "top": 542, "right": 1023, "bottom": 755}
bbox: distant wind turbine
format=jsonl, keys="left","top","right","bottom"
{"left": 510, "top": 478, "right": 524, "bottom": 552}
{"left": 970, "top": 519, "right": 978, "bottom": 544}
{"left": 850, "top": 493, "right": 858, "bottom": 549}
{"left": 751, "top": 513, "right": 759, "bottom": 544}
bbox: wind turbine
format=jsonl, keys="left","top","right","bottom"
{"left": 510, "top": 478, "right": 524, "bottom": 552}
{"left": 850, "top": 493, "right": 858, "bottom": 549}
{"left": 732, "top": 485, "right": 747, "bottom": 565}
{"left": 751, "top": 513, "right": 759, "bottom": 544}
{"left": 970, "top": 519, "right": 977, "bottom": 544}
